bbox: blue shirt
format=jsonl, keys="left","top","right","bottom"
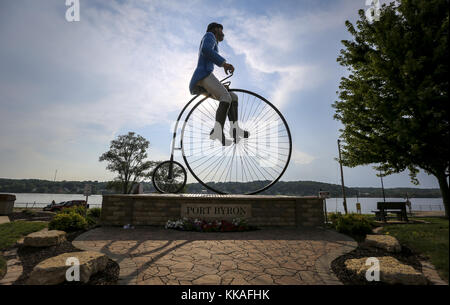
{"left": 189, "top": 32, "right": 226, "bottom": 95}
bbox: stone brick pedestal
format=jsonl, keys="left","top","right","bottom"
{"left": 101, "top": 194, "right": 324, "bottom": 227}
{"left": 0, "top": 194, "right": 16, "bottom": 215}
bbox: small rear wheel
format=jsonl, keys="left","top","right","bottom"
{"left": 152, "top": 160, "right": 187, "bottom": 193}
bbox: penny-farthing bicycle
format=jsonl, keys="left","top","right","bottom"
{"left": 151, "top": 73, "right": 292, "bottom": 195}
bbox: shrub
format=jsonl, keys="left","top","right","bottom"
{"left": 85, "top": 215, "right": 98, "bottom": 226}
{"left": 329, "top": 213, "right": 373, "bottom": 238}
{"left": 59, "top": 206, "right": 87, "bottom": 216}
{"left": 87, "top": 208, "right": 101, "bottom": 218}
{"left": 21, "top": 209, "right": 37, "bottom": 217}
{"left": 328, "top": 212, "right": 342, "bottom": 224}
{"left": 48, "top": 212, "right": 88, "bottom": 232}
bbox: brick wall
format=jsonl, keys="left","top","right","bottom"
{"left": 101, "top": 194, "right": 324, "bottom": 227}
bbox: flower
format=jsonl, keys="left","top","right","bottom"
{"left": 165, "top": 217, "right": 253, "bottom": 232}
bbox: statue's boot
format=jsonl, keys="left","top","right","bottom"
{"left": 210, "top": 101, "right": 233, "bottom": 146}
{"left": 227, "top": 100, "right": 249, "bottom": 142}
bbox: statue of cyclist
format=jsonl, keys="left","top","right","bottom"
{"left": 189, "top": 22, "right": 249, "bottom": 146}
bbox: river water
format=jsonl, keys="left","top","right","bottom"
{"left": 1, "top": 193, "right": 444, "bottom": 212}
{"left": 325, "top": 197, "right": 444, "bottom": 214}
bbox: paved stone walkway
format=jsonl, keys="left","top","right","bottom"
{"left": 0, "top": 248, "right": 22, "bottom": 285}
{"left": 73, "top": 227, "right": 357, "bottom": 285}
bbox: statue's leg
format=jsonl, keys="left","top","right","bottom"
{"left": 197, "top": 74, "right": 233, "bottom": 146}
{"left": 227, "top": 92, "right": 249, "bottom": 139}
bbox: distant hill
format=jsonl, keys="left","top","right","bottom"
{"left": 0, "top": 178, "right": 441, "bottom": 198}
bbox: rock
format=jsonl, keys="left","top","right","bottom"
{"left": 24, "top": 229, "right": 67, "bottom": 247}
{"left": 344, "top": 256, "right": 427, "bottom": 285}
{"left": 371, "top": 227, "right": 384, "bottom": 234}
{"left": 364, "top": 234, "right": 401, "bottom": 252}
{"left": 26, "top": 251, "right": 109, "bottom": 285}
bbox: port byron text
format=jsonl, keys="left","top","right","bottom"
{"left": 181, "top": 204, "right": 251, "bottom": 219}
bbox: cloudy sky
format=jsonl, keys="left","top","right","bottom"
{"left": 0, "top": 0, "right": 439, "bottom": 188}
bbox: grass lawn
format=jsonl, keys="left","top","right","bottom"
{"left": 0, "top": 221, "right": 48, "bottom": 279}
{"left": 0, "top": 221, "right": 48, "bottom": 250}
{"left": 381, "top": 217, "right": 449, "bottom": 282}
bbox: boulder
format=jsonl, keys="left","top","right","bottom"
{"left": 27, "top": 251, "right": 109, "bottom": 285}
{"left": 24, "top": 229, "right": 66, "bottom": 247}
{"left": 345, "top": 256, "right": 427, "bottom": 285}
{"left": 363, "top": 234, "right": 401, "bottom": 252}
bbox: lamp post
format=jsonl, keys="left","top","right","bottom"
{"left": 337, "top": 139, "right": 348, "bottom": 214}
{"left": 379, "top": 170, "right": 386, "bottom": 202}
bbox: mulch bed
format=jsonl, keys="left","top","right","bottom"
{"left": 0, "top": 260, "right": 6, "bottom": 279}
{"left": 14, "top": 230, "right": 119, "bottom": 285}
{"left": 9, "top": 211, "right": 56, "bottom": 222}
{"left": 331, "top": 240, "right": 431, "bottom": 285}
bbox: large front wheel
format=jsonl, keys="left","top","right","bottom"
{"left": 181, "top": 89, "right": 292, "bottom": 194}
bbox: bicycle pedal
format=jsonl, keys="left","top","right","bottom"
{"left": 209, "top": 132, "right": 233, "bottom": 146}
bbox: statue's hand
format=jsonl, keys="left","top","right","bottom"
{"left": 222, "top": 63, "right": 235, "bottom": 75}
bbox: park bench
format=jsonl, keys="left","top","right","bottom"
{"left": 372, "top": 201, "right": 409, "bottom": 222}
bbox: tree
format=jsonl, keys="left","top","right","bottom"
{"left": 333, "top": 0, "right": 449, "bottom": 218}
{"left": 99, "top": 132, "right": 156, "bottom": 194}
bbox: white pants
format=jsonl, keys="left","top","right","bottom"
{"left": 197, "top": 73, "right": 237, "bottom": 104}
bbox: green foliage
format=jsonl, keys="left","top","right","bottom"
{"left": 99, "top": 132, "right": 157, "bottom": 194}
{"left": 87, "top": 208, "right": 102, "bottom": 218}
{"left": 58, "top": 206, "right": 87, "bottom": 216}
{"left": 86, "top": 208, "right": 101, "bottom": 226}
{"left": 85, "top": 215, "right": 97, "bottom": 226}
{"left": 333, "top": 0, "right": 449, "bottom": 216}
{"left": 0, "top": 221, "right": 47, "bottom": 250}
{"left": 151, "top": 162, "right": 186, "bottom": 193}
{"left": 329, "top": 213, "right": 374, "bottom": 238}
{"left": 21, "top": 209, "right": 36, "bottom": 217}
{"left": 0, "top": 178, "right": 444, "bottom": 198}
{"left": 329, "top": 212, "right": 342, "bottom": 225}
{"left": 0, "top": 178, "right": 101, "bottom": 194}
{"left": 53, "top": 207, "right": 100, "bottom": 229}
{"left": 381, "top": 217, "right": 449, "bottom": 281}
{"left": 48, "top": 213, "right": 88, "bottom": 232}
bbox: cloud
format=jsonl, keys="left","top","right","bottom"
{"left": 292, "top": 148, "right": 315, "bottom": 165}
{"left": 0, "top": 0, "right": 351, "bottom": 180}
{"left": 2, "top": 0, "right": 432, "bottom": 188}
{"left": 224, "top": 1, "right": 361, "bottom": 109}
{"left": 0, "top": 0, "right": 202, "bottom": 179}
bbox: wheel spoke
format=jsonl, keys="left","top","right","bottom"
{"left": 152, "top": 161, "right": 187, "bottom": 193}
{"left": 181, "top": 90, "right": 292, "bottom": 194}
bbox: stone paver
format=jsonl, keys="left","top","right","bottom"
{"left": 73, "top": 227, "right": 357, "bottom": 285}
{"left": 0, "top": 250, "right": 23, "bottom": 285}
{"left": 420, "top": 260, "right": 448, "bottom": 285}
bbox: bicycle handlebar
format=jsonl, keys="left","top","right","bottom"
{"left": 219, "top": 72, "right": 233, "bottom": 84}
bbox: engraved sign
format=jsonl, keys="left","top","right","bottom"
{"left": 181, "top": 204, "right": 251, "bottom": 219}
